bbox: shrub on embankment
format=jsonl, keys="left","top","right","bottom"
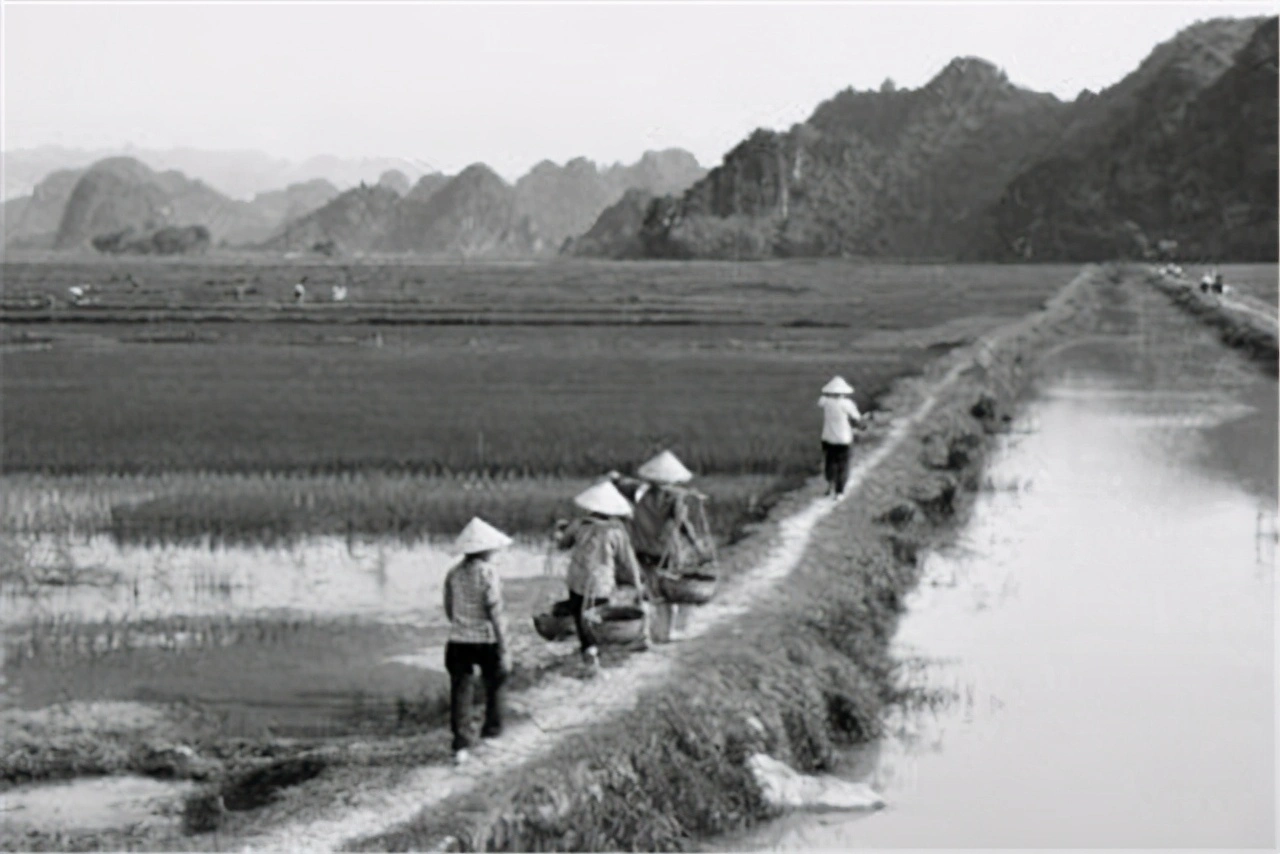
{"left": 350, "top": 268, "right": 1102, "bottom": 852}
{"left": 1144, "top": 270, "right": 1278, "bottom": 374}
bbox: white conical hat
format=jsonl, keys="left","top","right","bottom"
{"left": 822, "top": 376, "right": 854, "bottom": 395}
{"left": 573, "top": 481, "right": 633, "bottom": 517}
{"left": 637, "top": 450, "right": 694, "bottom": 484}
{"left": 454, "top": 517, "right": 514, "bottom": 555}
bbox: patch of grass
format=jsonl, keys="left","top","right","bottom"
{"left": 1, "top": 471, "right": 789, "bottom": 545}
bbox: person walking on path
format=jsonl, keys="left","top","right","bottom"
{"left": 818, "top": 376, "right": 863, "bottom": 498}
{"left": 554, "top": 481, "right": 645, "bottom": 676}
{"left": 610, "top": 450, "right": 715, "bottom": 588}
{"left": 443, "top": 517, "right": 513, "bottom": 766}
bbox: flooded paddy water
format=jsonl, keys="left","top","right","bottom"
{"left": 1, "top": 537, "right": 563, "bottom": 736}
{"left": 714, "top": 282, "right": 1277, "bottom": 849}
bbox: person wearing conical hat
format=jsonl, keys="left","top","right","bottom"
{"left": 553, "top": 480, "right": 644, "bottom": 674}
{"left": 819, "top": 376, "right": 863, "bottom": 498}
{"left": 611, "top": 450, "right": 714, "bottom": 582}
{"left": 443, "top": 517, "right": 513, "bottom": 766}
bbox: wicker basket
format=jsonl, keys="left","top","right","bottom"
{"left": 659, "top": 572, "right": 718, "bottom": 605}
{"left": 533, "top": 611, "right": 575, "bottom": 642}
{"left": 583, "top": 604, "right": 646, "bottom": 645}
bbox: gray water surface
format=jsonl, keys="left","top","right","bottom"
{"left": 719, "top": 305, "right": 1277, "bottom": 849}
{"left": 2, "top": 536, "right": 557, "bottom": 627}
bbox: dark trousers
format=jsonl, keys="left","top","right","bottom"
{"left": 822, "top": 441, "right": 851, "bottom": 494}
{"left": 567, "top": 591, "right": 608, "bottom": 654}
{"left": 444, "top": 641, "right": 504, "bottom": 751}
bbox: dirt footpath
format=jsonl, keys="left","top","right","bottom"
{"left": 238, "top": 349, "right": 993, "bottom": 853}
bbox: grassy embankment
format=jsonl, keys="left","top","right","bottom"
{"left": 1144, "top": 265, "right": 1278, "bottom": 374}
{"left": 337, "top": 266, "right": 1107, "bottom": 852}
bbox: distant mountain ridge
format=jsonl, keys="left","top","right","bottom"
{"left": 5, "top": 146, "right": 704, "bottom": 257}
{"left": 514, "top": 150, "right": 705, "bottom": 249}
{"left": 573, "top": 15, "right": 1276, "bottom": 262}
{"left": 2, "top": 146, "right": 429, "bottom": 202}
{"left": 8, "top": 17, "right": 1273, "bottom": 262}
{"left": 52, "top": 157, "right": 267, "bottom": 250}
{"left": 3, "top": 160, "right": 342, "bottom": 251}
{"left": 258, "top": 150, "right": 705, "bottom": 257}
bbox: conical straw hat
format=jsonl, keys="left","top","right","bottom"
{"left": 637, "top": 450, "right": 694, "bottom": 484}
{"left": 454, "top": 517, "right": 514, "bottom": 555}
{"left": 573, "top": 481, "right": 633, "bottom": 517}
{"left": 822, "top": 376, "right": 854, "bottom": 395}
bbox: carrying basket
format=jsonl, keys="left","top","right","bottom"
{"left": 658, "top": 572, "right": 719, "bottom": 605}
{"left": 533, "top": 614, "right": 575, "bottom": 642}
{"left": 533, "top": 599, "right": 576, "bottom": 642}
{"left": 652, "top": 489, "right": 719, "bottom": 575}
{"left": 582, "top": 604, "right": 647, "bottom": 645}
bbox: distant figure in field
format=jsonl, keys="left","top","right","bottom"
{"left": 332, "top": 285, "right": 348, "bottom": 302}
{"left": 818, "top": 376, "right": 863, "bottom": 498}
{"left": 294, "top": 277, "right": 308, "bottom": 304}
{"left": 553, "top": 481, "right": 644, "bottom": 676}
{"left": 1200, "top": 268, "right": 1227, "bottom": 294}
{"left": 443, "top": 517, "right": 512, "bottom": 767}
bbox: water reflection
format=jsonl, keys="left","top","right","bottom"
{"left": 719, "top": 348, "right": 1276, "bottom": 849}
{"left": 2, "top": 536, "right": 558, "bottom": 627}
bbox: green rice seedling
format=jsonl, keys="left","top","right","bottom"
{"left": 2, "top": 260, "right": 1087, "bottom": 477}
{"left": 4, "top": 469, "right": 796, "bottom": 546}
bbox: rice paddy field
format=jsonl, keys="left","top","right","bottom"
{"left": 2, "top": 257, "right": 1094, "bottom": 805}
{"left": 1, "top": 259, "right": 1090, "bottom": 540}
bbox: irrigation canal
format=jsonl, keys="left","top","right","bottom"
{"left": 712, "top": 281, "right": 1277, "bottom": 849}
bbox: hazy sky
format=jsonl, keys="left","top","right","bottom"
{"left": 3, "top": 2, "right": 1275, "bottom": 179}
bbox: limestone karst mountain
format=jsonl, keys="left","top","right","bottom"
{"left": 260, "top": 150, "right": 704, "bottom": 256}
{"left": 577, "top": 57, "right": 1070, "bottom": 259}
{"left": 247, "top": 179, "right": 342, "bottom": 233}
{"left": 515, "top": 149, "right": 705, "bottom": 249}
{"left": 382, "top": 163, "right": 541, "bottom": 256}
{"left": 52, "top": 157, "right": 272, "bottom": 250}
{"left": 258, "top": 184, "right": 403, "bottom": 255}
{"left": 559, "top": 188, "right": 655, "bottom": 259}
{"left": 983, "top": 15, "right": 1277, "bottom": 261}
{"left": 574, "top": 16, "right": 1276, "bottom": 262}
{"left": 2, "top": 146, "right": 428, "bottom": 202}
{"left": 377, "top": 170, "right": 412, "bottom": 196}
{"left": 38, "top": 157, "right": 348, "bottom": 251}
{"left": 2, "top": 168, "right": 86, "bottom": 249}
